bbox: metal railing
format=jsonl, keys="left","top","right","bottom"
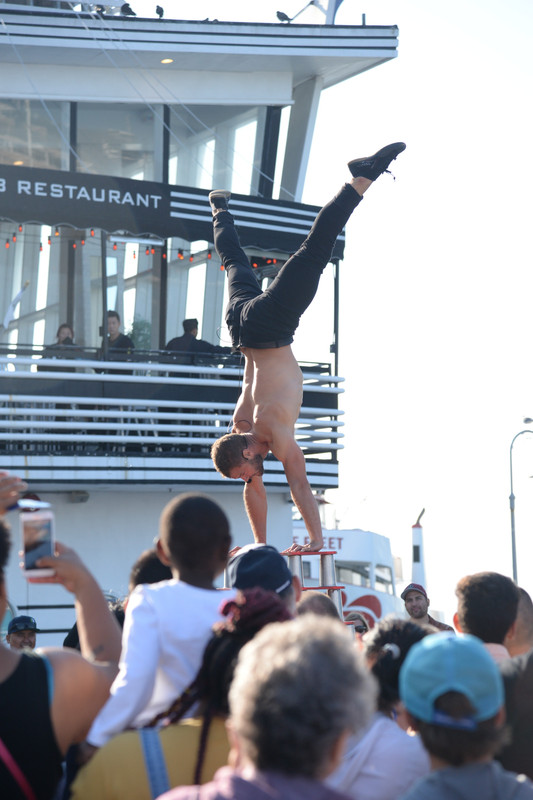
{"left": 1, "top": 352, "right": 344, "bottom": 459}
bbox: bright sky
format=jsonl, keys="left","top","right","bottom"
{"left": 133, "top": 0, "right": 533, "bottom": 621}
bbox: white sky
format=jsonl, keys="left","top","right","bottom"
{"left": 132, "top": 0, "right": 533, "bottom": 621}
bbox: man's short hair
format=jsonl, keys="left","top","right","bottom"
{"left": 296, "top": 591, "right": 340, "bottom": 620}
{"left": 455, "top": 572, "right": 519, "bottom": 644}
{"left": 211, "top": 434, "right": 247, "bottom": 477}
{"left": 107, "top": 310, "right": 120, "bottom": 322}
{"left": 400, "top": 633, "right": 506, "bottom": 765}
{"left": 183, "top": 318, "right": 198, "bottom": 334}
{"left": 229, "top": 616, "right": 376, "bottom": 779}
{"left": 159, "top": 493, "right": 231, "bottom": 571}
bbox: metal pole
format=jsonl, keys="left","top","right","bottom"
{"left": 509, "top": 429, "right": 533, "bottom": 583}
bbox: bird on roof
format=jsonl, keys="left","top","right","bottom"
{"left": 121, "top": 3, "right": 136, "bottom": 16}
{"left": 156, "top": 5, "right": 164, "bottom": 18}
{"left": 276, "top": 11, "right": 291, "bottom": 22}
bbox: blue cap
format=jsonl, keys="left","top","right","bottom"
{"left": 8, "top": 615, "right": 40, "bottom": 634}
{"left": 227, "top": 544, "right": 292, "bottom": 595}
{"left": 399, "top": 632, "right": 503, "bottom": 728}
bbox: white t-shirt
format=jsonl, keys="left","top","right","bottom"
{"left": 88, "top": 580, "right": 235, "bottom": 747}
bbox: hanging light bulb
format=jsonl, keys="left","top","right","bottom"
{"left": 113, "top": 242, "right": 117, "bottom": 250}
{"left": 12, "top": 232, "right": 17, "bottom": 243}
{"left": 18, "top": 224, "right": 23, "bottom": 232}
{"left": 5, "top": 239, "right": 9, "bottom": 249}
{"left": 145, "top": 247, "right": 150, "bottom": 255}
{"left": 150, "top": 247, "right": 155, "bottom": 255}
{"left": 81, "top": 239, "right": 85, "bottom": 246}
{"left": 72, "top": 242, "right": 77, "bottom": 249}
{"left": 189, "top": 255, "right": 194, "bottom": 262}
{"left": 90, "top": 228, "right": 95, "bottom": 237}
{"left": 178, "top": 249, "right": 184, "bottom": 260}
{"left": 39, "top": 242, "right": 43, "bottom": 251}
{"left": 48, "top": 235, "right": 51, "bottom": 245}
{"left": 133, "top": 250, "right": 136, "bottom": 259}
{"left": 207, "top": 250, "right": 212, "bottom": 259}
{"left": 54, "top": 227, "right": 59, "bottom": 236}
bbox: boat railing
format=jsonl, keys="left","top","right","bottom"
{"left": 0, "top": 349, "right": 344, "bottom": 459}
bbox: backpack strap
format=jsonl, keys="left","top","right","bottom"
{"left": 139, "top": 728, "right": 171, "bottom": 799}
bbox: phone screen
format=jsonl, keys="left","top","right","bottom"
{"left": 22, "top": 514, "right": 54, "bottom": 571}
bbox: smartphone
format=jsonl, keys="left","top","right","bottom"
{"left": 20, "top": 505, "right": 55, "bottom": 578}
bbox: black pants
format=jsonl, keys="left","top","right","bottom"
{"left": 214, "top": 183, "right": 362, "bottom": 349}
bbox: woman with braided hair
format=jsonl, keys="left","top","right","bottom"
{"left": 70, "top": 588, "right": 291, "bottom": 800}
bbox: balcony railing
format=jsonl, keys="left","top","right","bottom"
{"left": 0, "top": 346, "right": 344, "bottom": 489}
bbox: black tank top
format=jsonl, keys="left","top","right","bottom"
{"left": 0, "top": 652, "right": 63, "bottom": 799}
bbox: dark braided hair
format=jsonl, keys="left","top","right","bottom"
{"left": 146, "top": 587, "right": 292, "bottom": 784}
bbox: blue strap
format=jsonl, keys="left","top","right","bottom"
{"left": 139, "top": 728, "right": 171, "bottom": 799}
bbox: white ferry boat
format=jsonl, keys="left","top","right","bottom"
{"left": 289, "top": 520, "right": 404, "bottom": 625}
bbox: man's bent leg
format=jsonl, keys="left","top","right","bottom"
{"left": 265, "top": 183, "right": 362, "bottom": 316}
{"left": 213, "top": 210, "right": 262, "bottom": 306}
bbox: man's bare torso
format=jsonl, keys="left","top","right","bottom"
{"left": 233, "top": 346, "right": 303, "bottom": 450}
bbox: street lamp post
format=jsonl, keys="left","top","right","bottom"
{"left": 509, "top": 428, "right": 533, "bottom": 583}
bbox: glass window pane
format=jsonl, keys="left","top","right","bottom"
{"left": 77, "top": 103, "right": 156, "bottom": 180}
{"left": 0, "top": 99, "right": 69, "bottom": 170}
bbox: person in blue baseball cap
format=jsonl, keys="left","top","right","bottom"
{"left": 6, "top": 615, "right": 40, "bottom": 651}
{"left": 398, "top": 632, "right": 533, "bottom": 799}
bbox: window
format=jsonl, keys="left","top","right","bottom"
{"left": 336, "top": 561, "right": 371, "bottom": 588}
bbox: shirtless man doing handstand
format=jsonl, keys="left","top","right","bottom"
{"left": 210, "top": 143, "right": 406, "bottom": 552}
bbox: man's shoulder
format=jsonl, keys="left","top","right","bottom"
{"left": 427, "top": 615, "right": 455, "bottom": 633}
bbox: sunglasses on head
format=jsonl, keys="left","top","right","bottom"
{"left": 354, "top": 625, "right": 368, "bottom": 634}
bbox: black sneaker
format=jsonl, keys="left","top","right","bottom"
{"left": 209, "top": 190, "right": 231, "bottom": 212}
{"left": 348, "top": 142, "right": 406, "bottom": 181}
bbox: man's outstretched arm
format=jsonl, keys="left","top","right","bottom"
{"left": 279, "top": 439, "right": 324, "bottom": 552}
{"left": 243, "top": 477, "right": 267, "bottom": 544}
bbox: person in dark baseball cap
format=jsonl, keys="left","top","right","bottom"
{"left": 6, "top": 615, "right": 40, "bottom": 650}
{"left": 227, "top": 544, "right": 301, "bottom": 615}
{"left": 401, "top": 583, "right": 455, "bottom": 633}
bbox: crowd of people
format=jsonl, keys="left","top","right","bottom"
{"left": 1, "top": 469, "right": 533, "bottom": 800}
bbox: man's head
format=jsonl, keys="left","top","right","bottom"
{"left": 296, "top": 591, "right": 340, "bottom": 620}
{"left": 401, "top": 582, "right": 430, "bottom": 621}
{"left": 107, "top": 310, "right": 121, "bottom": 338}
{"left": 211, "top": 434, "right": 264, "bottom": 482}
{"left": 454, "top": 572, "right": 519, "bottom": 644}
{"left": 504, "top": 587, "right": 533, "bottom": 657}
{"left": 182, "top": 318, "right": 199, "bottom": 336}
{"left": 6, "top": 615, "right": 40, "bottom": 650}
{"left": 345, "top": 612, "right": 369, "bottom": 634}
{"left": 229, "top": 615, "right": 377, "bottom": 780}
{"left": 158, "top": 493, "right": 231, "bottom": 577}
{"left": 400, "top": 632, "right": 506, "bottom": 766}
{"left": 227, "top": 544, "right": 300, "bottom": 614}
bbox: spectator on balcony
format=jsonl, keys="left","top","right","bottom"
{"left": 101, "top": 311, "right": 135, "bottom": 361}
{"left": 165, "top": 318, "right": 232, "bottom": 364}
{"left": 38, "top": 323, "right": 83, "bottom": 371}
